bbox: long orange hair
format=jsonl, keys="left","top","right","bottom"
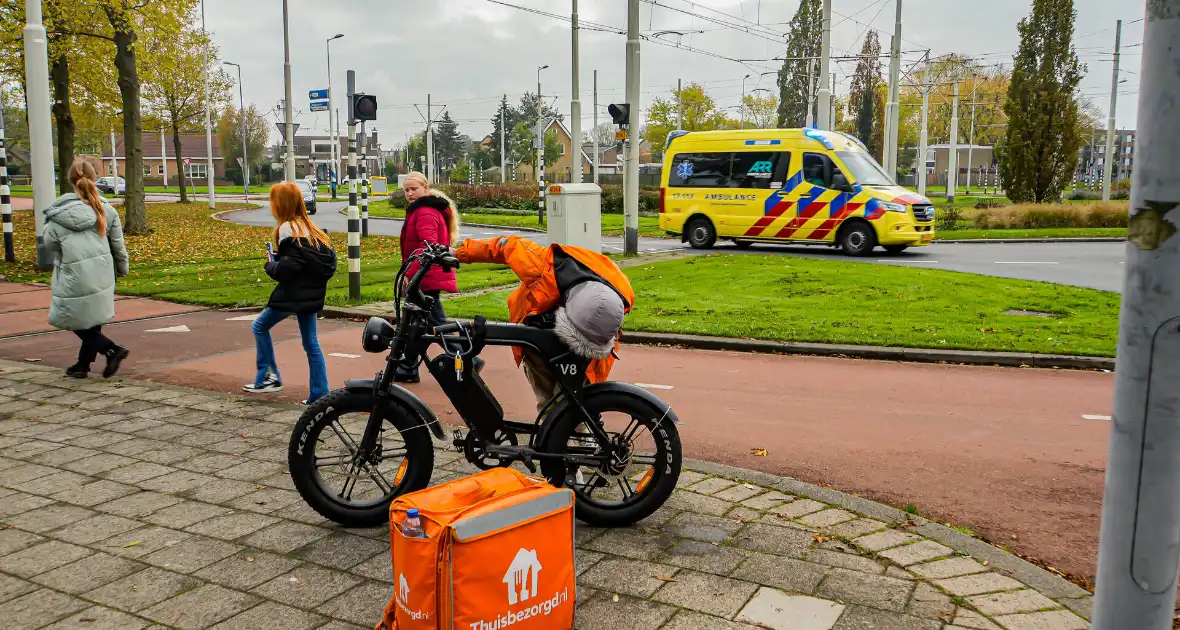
{"left": 269, "top": 183, "right": 331, "bottom": 248}
{"left": 67, "top": 160, "right": 107, "bottom": 235}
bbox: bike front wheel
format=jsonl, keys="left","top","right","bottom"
{"left": 539, "top": 389, "right": 682, "bottom": 527}
{"left": 288, "top": 389, "right": 435, "bottom": 527}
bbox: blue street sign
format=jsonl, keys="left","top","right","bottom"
{"left": 309, "top": 89, "right": 329, "bottom": 100}
{"left": 310, "top": 100, "right": 329, "bottom": 112}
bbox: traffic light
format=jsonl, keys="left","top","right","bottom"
{"left": 353, "top": 93, "right": 377, "bottom": 121}
{"left": 607, "top": 103, "right": 630, "bottom": 126}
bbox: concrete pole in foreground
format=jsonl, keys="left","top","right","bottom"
{"left": 202, "top": 0, "right": 215, "bottom": 209}
{"left": 884, "top": 0, "right": 903, "bottom": 176}
{"left": 346, "top": 70, "right": 360, "bottom": 300}
{"left": 282, "top": 0, "right": 295, "bottom": 182}
{"left": 623, "top": 0, "right": 641, "bottom": 255}
{"left": 25, "top": 0, "right": 53, "bottom": 270}
{"left": 1093, "top": 5, "right": 1180, "bottom": 628}
{"left": 570, "top": 0, "right": 583, "bottom": 184}
{"left": 1102, "top": 19, "right": 1122, "bottom": 203}
{"left": 593, "top": 72, "right": 600, "bottom": 184}
{"left": 816, "top": 0, "right": 832, "bottom": 129}
{"left": 917, "top": 57, "right": 930, "bottom": 198}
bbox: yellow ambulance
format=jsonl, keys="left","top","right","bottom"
{"left": 658, "top": 128, "right": 935, "bottom": 256}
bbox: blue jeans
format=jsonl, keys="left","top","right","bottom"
{"left": 253, "top": 308, "right": 329, "bottom": 403}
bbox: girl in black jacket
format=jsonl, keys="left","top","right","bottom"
{"left": 244, "top": 183, "right": 338, "bottom": 404}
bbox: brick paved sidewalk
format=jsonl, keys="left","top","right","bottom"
{"left": 0, "top": 361, "right": 1092, "bottom": 630}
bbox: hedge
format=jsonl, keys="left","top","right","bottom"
{"left": 387, "top": 182, "right": 659, "bottom": 215}
{"left": 971, "top": 202, "right": 1127, "bottom": 229}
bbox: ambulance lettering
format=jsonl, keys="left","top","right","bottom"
{"left": 469, "top": 549, "right": 571, "bottom": 629}
{"left": 704, "top": 193, "right": 758, "bottom": 201}
{"left": 395, "top": 572, "right": 429, "bottom": 621}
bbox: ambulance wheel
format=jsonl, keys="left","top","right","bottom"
{"left": 686, "top": 217, "right": 717, "bottom": 249}
{"left": 882, "top": 245, "right": 908, "bottom": 255}
{"left": 288, "top": 389, "right": 435, "bottom": 527}
{"left": 733, "top": 240, "right": 754, "bottom": 250}
{"left": 539, "top": 390, "right": 682, "bottom": 528}
{"left": 839, "top": 221, "right": 877, "bottom": 257}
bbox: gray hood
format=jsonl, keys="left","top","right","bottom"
{"left": 45, "top": 194, "right": 102, "bottom": 232}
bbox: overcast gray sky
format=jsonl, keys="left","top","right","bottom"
{"left": 203, "top": 0, "right": 1142, "bottom": 149}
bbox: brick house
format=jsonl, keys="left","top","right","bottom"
{"left": 92, "top": 132, "right": 229, "bottom": 186}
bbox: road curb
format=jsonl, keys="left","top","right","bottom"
{"left": 313, "top": 308, "right": 1114, "bottom": 371}
{"left": 684, "top": 457, "right": 1093, "bottom": 608}
{"left": 935, "top": 237, "right": 1125, "bottom": 244}
{"left": 620, "top": 330, "right": 1115, "bottom": 371}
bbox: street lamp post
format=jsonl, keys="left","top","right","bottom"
{"left": 282, "top": 0, "right": 295, "bottom": 182}
{"left": 223, "top": 61, "right": 249, "bottom": 201}
{"left": 740, "top": 74, "right": 752, "bottom": 129}
{"left": 570, "top": 0, "right": 582, "bottom": 183}
{"left": 201, "top": 0, "right": 215, "bottom": 209}
{"left": 326, "top": 33, "right": 343, "bottom": 198}
{"left": 536, "top": 64, "right": 549, "bottom": 225}
{"left": 24, "top": 0, "right": 54, "bottom": 269}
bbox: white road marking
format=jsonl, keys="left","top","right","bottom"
{"left": 878, "top": 259, "right": 938, "bottom": 263}
{"left": 634, "top": 383, "right": 674, "bottom": 390}
{"left": 226, "top": 315, "right": 257, "bottom": 321}
{"left": 329, "top": 353, "right": 361, "bottom": 359}
{"left": 994, "top": 261, "right": 1059, "bottom": 265}
{"left": 1082, "top": 414, "right": 1112, "bottom": 421}
{"left": 144, "top": 325, "right": 191, "bottom": 333}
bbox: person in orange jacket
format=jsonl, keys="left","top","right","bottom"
{"left": 452, "top": 235, "right": 636, "bottom": 411}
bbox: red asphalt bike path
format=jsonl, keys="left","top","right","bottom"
{"left": 0, "top": 281, "right": 1112, "bottom": 587}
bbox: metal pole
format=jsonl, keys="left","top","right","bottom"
{"left": 25, "top": 0, "right": 53, "bottom": 269}
{"left": 0, "top": 94, "right": 12, "bottom": 262}
{"left": 947, "top": 82, "right": 959, "bottom": 204}
{"left": 537, "top": 66, "right": 547, "bottom": 225}
{"left": 966, "top": 75, "right": 978, "bottom": 194}
{"left": 160, "top": 128, "right": 168, "bottom": 188}
{"left": 360, "top": 121, "right": 368, "bottom": 237}
{"left": 816, "top": 0, "right": 833, "bottom": 129}
{"left": 918, "top": 55, "right": 930, "bottom": 197}
{"left": 425, "top": 94, "right": 433, "bottom": 183}
{"left": 740, "top": 74, "right": 749, "bottom": 129}
{"left": 282, "top": 0, "right": 295, "bottom": 182}
{"left": 1093, "top": 5, "right": 1180, "bottom": 627}
{"left": 110, "top": 127, "right": 118, "bottom": 180}
{"left": 805, "top": 61, "right": 816, "bottom": 128}
{"left": 1102, "top": 19, "right": 1122, "bottom": 203}
{"left": 623, "top": 0, "right": 641, "bottom": 255}
{"left": 327, "top": 34, "right": 343, "bottom": 200}
{"left": 570, "top": 0, "right": 583, "bottom": 183}
{"left": 593, "top": 72, "right": 600, "bottom": 184}
{"left": 346, "top": 70, "right": 360, "bottom": 300}
{"left": 884, "top": 0, "right": 902, "bottom": 175}
{"left": 202, "top": 0, "right": 215, "bottom": 209}
{"left": 500, "top": 96, "right": 507, "bottom": 184}
{"left": 676, "top": 78, "right": 682, "bottom": 129}
{"left": 237, "top": 68, "right": 248, "bottom": 198}
{"left": 830, "top": 73, "right": 837, "bottom": 130}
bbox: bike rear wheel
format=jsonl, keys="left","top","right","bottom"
{"left": 539, "top": 390, "right": 682, "bottom": 527}
{"left": 288, "top": 389, "right": 435, "bottom": 527}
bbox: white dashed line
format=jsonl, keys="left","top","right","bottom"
{"left": 225, "top": 315, "right": 258, "bottom": 321}
{"left": 329, "top": 353, "right": 361, "bottom": 359}
{"left": 1082, "top": 414, "right": 1112, "bottom": 421}
{"left": 994, "top": 261, "right": 1059, "bottom": 265}
{"left": 144, "top": 325, "right": 191, "bottom": 333}
{"left": 878, "top": 259, "right": 938, "bottom": 263}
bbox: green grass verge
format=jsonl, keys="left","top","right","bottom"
{"left": 367, "top": 205, "right": 664, "bottom": 237}
{"left": 937, "top": 227, "right": 1125, "bottom": 240}
{"left": 443, "top": 253, "right": 1119, "bottom": 357}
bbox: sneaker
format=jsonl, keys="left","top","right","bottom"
{"left": 243, "top": 377, "right": 283, "bottom": 394}
{"left": 102, "top": 347, "right": 129, "bottom": 379}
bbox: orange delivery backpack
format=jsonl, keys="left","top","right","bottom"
{"left": 375, "top": 468, "right": 577, "bottom": 630}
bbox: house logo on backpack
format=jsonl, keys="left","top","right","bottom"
{"left": 503, "top": 549, "right": 543, "bottom": 605}
{"left": 395, "top": 572, "right": 429, "bottom": 621}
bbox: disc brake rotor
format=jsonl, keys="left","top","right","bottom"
{"left": 465, "top": 429, "right": 518, "bottom": 470}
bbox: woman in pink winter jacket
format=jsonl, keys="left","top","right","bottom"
{"left": 393, "top": 172, "right": 462, "bottom": 382}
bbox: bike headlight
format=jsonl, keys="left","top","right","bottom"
{"left": 880, "top": 201, "right": 907, "bottom": 213}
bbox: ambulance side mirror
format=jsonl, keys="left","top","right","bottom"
{"left": 832, "top": 172, "right": 854, "bottom": 193}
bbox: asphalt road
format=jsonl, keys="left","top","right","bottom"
{"left": 223, "top": 201, "right": 1127, "bottom": 292}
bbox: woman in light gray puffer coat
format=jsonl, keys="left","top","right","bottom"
{"left": 43, "top": 159, "right": 131, "bottom": 378}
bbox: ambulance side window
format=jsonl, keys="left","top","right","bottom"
{"left": 803, "top": 153, "right": 833, "bottom": 188}
{"left": 668, "top": 153, "right": 730, "bottom": 188}
{"left": 728, "top": 152, "right": 788, "bottom": 189}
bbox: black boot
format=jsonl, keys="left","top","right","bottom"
{"left": 65, "top": 364, "right": 89, "bottom": 379}
{"left": 102, "top": 346, "right": 130, "bottom": 379}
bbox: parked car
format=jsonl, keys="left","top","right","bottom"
{"left": 95, "top": 177, "right": 126, "bottom": 195}
{"left": 295, "top": 179, "right": 317, "bottom": 214}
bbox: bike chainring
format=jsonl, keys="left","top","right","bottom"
{"left": 464, "top": 429, "right": 519, "bottom": 470}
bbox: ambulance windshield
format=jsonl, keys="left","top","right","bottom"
{"left": 836, "top": 151, "right": 894, "bottom": 187}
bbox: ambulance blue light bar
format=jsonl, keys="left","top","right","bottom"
{"left": 743, "top": 139, "right": 782, "bottom": 146}
{"left": 802, "top": 127, "right": 834, "bottom": 150}
{"left": 665, "top": 130, "right": 690, "bottom": 150}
